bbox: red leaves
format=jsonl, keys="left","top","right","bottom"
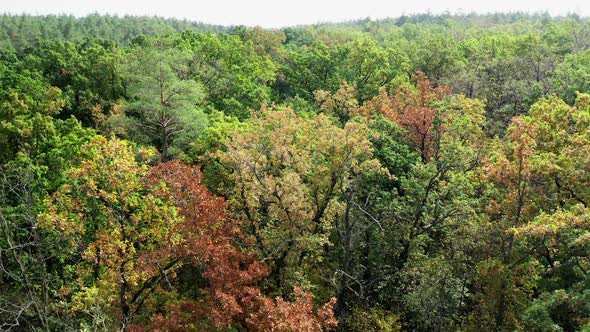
{"left": 144, "top": 161, "right": 337, "bottom": 331}
{"left": 244, "top": 287, "right": 338, "bottom": 332}
{"left": 146, "top": 161, "right": 270, "bottom": 328}
{"left": 363, "top": 71, "right": 451, "bottom": 161}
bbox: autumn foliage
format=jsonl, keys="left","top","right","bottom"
{"left": 142, "top": 161, "right": 269, "bottom": 329}
{"left": 41, "top": 138, "right": 336, "bottom": 331}
{"left": 12, "top": 18, "right": 590, "bottom": 331}
{"left": 362, "top": 71, "right": 451, "bottom": 161}
{"left": 141, "top": 161, "right": 337, "bottom": 331}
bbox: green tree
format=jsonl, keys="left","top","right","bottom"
{"left": 122, "top": 45, "right": 207, "bottom": 160}
{"left": 179, "top": 31, "right": 276, "bottom": 119}
{"left": 553, "top": 49, "right": 590, "bottom": 104}
{"left": 23, "top": 39, "right": 125, "bottom": 126}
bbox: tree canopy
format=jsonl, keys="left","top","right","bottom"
{"left": 4, "top": 12, "right": 590, "bottom": 331}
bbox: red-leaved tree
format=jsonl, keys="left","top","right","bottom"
{"left": 135, "top": 161, "right": 337, "bottom": 331}
{"left": 361, "top": 71, "right": 451, "bottom": 161}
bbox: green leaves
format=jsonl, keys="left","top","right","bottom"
{"left": 180, "top": 31, "right": 276, "bottom": 118}
{"left": 41, "top": 136, "right": 183, "bottom": 328}
{"left": 7, "top": 13, "right": 590, "bottom": 332}
{"left": 553, "top": 49, "right": 590, "bottom": 104}
{"left": 121, "top": 45, "right": 207, "bottom": 160}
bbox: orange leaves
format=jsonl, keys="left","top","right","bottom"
{"left": 143, "top": 161, "right": 338, "bottom": 331}
{"left": 484, "top": 116, "right": 538, "bottom": 187}
{"left": 362, "top": 71, "right": 451, "bottom": 161}
{"left": 245, "top": 287, "right": 337, "bottom": 332}
{"left": 318, "top": 297, "right": 338, "bottom": 330}
{"left": 507, "top": 117, "right": 537, "bottom": 165}
{"left": 147, "top": 161, "right": 271, "bottom": 329}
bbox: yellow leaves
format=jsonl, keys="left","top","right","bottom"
{"left": 514, "top": 205, "right": 590, "bottom": 280}
{"left": 70, "top": 285, "right": 108, "bottom": 313}
{"left": 170, "top": 232, "right": 184, "bottom": 246}
{"left": 40, "top": 136, "right": 188, "bottom": 326}
{"left": 314, "top": 82, "right": 359, "bottom": 122}
{"left": 44, "top": 86, "right": 66, "bottom": 115}
{"left": 444, "top": 95, "right": 487, "bottom": 149}
{"left": 222, "top": 107, "right": 383, "bottom": 230}
{"left": 507, "top": 117, "right": 538, "bottom": 162}
{"left": 500, "top": 95, "right": 590, "bottom": 213}
{"left": 265, "top": 170, "right": 312, "bottom": 229}
{"left": 40, "top": 189, "right": 85, "bottom": 239}
{"left": 574, "top": 92, "right": 590, "bottom": 112}
{"left": 219, "top": 106, "right": 385, "bottom": 290}
{"left": 514, "top": 205, "right": 590, "bottom": 239}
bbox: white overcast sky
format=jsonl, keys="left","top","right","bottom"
{"left": 1, "top": 0, "right": 589, "bottom": 28}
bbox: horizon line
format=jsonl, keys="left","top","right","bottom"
{"left": 1, "top": 9, "right": 587, "bottom": 29}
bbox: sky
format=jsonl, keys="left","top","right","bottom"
{"left": 2, "top": 0, "right": 589, "bottom": 28}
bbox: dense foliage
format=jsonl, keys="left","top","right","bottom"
{"left": 3, "top": 12, "right": 590, "bottom": 331}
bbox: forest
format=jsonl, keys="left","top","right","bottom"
{"left": 2, "top": 12, "right": 590, "bottom": 331}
